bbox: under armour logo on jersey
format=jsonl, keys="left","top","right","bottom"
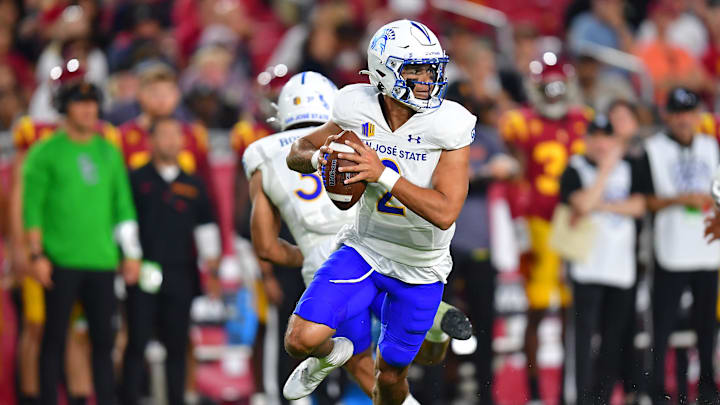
{"left": 408, "top": 135, "right": 421, "bottom": 144}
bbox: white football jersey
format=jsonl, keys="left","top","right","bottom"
{"left": 332, "top": 84, "right": 477, "bottom": 284}
{"left": 243, "top": 127, "right": 355, "bottom": 284}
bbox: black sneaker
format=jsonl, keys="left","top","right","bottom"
{"left": 439, "top": 305, "right": 473, "bottom": 340}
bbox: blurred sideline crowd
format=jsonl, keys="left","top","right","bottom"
{"left": 5, "top": 0, "right": 720, "bottom": 405}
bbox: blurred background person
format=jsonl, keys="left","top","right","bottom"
{"left": 559, "top": 115, "right": 645, "bottom": 405}
{"left": 636, "top": 87, "right": 720, "bottom": 404}
{"left": 117, "top": 63, "right": 214, "bottom": 197}
{"left": 567, "top": 0, "right": 636, "bottom": 55}
{"left": 499, "top": 54, "right": 588, "bottom": 404}
{"left": 22, "top": 69, "right": 141, "bottom": 405}
{"left": 121, "top": 116, "right": 220, "bottom": 405}
{"left": 10, "top": 61, "right": 120, "bottom": 405}
{"left": 29, "top": 4, "right": 109, "bottom": 122}
{"left": 634, "top": 2, "right": 714, "bottom": 105}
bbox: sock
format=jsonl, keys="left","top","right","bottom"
{"left": 425, "top": 301, "right": 451, "bottom": 343}
{"left": 320, "top": 337, "right": 353, "bottom": 368}
{"left": 528, "top": 375, "right": 541, "bottom": 400}
{"left": 68, "top": 396, "right": 88, "bottom": 405}
{"left": 402, "top": 393, "right": 420, "bottom": 405}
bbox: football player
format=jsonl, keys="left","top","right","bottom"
{"left": 499, "top": 55, "right": 588, "bottom": 403}
{"left": 245, "top": 71, "right": 472, "bottom": 401}
{"left": 283, "top": 20, "right": 476, "bottom": 404}
{"left": 10, "top": 60, "right": 120, "bottom": 405}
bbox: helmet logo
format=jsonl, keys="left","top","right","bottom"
{"left": 370, "top": 28, "right": 396, "bottom": 55}
{"left": 293, "top": 97, "right": 301, "bottom": 105}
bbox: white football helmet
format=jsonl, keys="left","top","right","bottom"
{"left": 276, "top": 71, "right": 338, "bottom": 131}
{"left": 364, "top": 19, "right": 449, "bottom": 112}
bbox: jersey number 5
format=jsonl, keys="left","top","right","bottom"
{"left": 377, "top": 159, "right": 406, "bottom": 216}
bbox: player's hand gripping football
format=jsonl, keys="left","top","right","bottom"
{"left": 317, "top": 134, "right": 342, "bottom": 167}
{"left": 337, "top": 139, "right": 385, "bottom": 184}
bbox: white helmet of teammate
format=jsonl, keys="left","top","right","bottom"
{"left": 364, "top": 19, "right": 449, "bottom": 112}
{"left": 276, "top": 71, "right": 338, "bottom": 131}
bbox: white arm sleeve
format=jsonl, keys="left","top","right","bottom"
{"left": 194, "top": 223, "right": 222, "bottom": 261}
{"left": 114, "top": 220, "right": 143, "bottom": 260}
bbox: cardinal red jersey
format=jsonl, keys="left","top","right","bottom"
{"left": 118, "top": 119, "right": 211, "bottom": 184}
{"left": 230, "top": 119, "right": 271, "bottom": 159}
{"left": 500, "top": 107, "right": 589, "bottom": 220}
{"left": 13, "top": 116, "right": 121, "bottom": 153}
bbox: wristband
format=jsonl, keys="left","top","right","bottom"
{"left": 377, "top": 167, "right": 401, "bottom": 191}
{"left": 311, "top": 150, "right": 321, "bottom": 170}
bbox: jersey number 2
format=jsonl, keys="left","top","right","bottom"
{"left": 377, "top": 159, "right": 406, "bottom": 216}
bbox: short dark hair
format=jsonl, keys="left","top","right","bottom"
{"left": 149, "top": 116, "right": 182, "bottom": 136}
{"left": 607, "top": 98, "right": 639, "bottom": 120}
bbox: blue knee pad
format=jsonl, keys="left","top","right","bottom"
{"left": 374, "top": 274, "right": 443, "bottom": 368}
{"left": 334, "top": 310, "right": 372, "bottom": 355}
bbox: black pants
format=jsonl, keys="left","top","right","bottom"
{"left": 40, "top": 267, "right": 117, "bottom": 405}
{"left": 449, "top": 251, "right": 496, "bottom": 404}
{"left": 651, "top": 266, "right": 718, "bottom": 402}
{"left": 120, "top": 284, "right": 194, "bottom": 405}
{"left": 572, "top": 281, "right": 635, "bottom": 405}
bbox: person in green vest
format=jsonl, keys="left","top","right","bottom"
{"left": 22, "top": 61, "right": 142, "bottom": 405}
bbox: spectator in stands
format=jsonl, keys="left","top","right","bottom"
{"left": 574, "top": 52, "right": 638, "bottom": 113}
{"left": 0, "top": 25, "right": 34, "bottom": 104}
{"left": 634, "top": 2, "right": 713, "bottom": 105}
{"left": 0, "top": 65, "right": 23, "bottom": 130}
{"left": 180, "top": 45, "right": 244, "bottom": 129}
{"left": 23, "top": 71, "right": 141, "bottom": 405}
{"left": 446, "top": 80, "right": 518, "bottom": 405}
{"left": 107, "top": 3, "right": 175, "bottom": 73}
{"left": 121, "top": 116, "right": 220, "bottom": 405}
{"left": 567, "top": 0, "right": 635, "bottom": 54}
{"left": 29, "top": 6, "right": 108, "bottom": 122}
{"left": 559, "top": 114, "right": 645, "bottom": 405}
{"left": 447, "top": 40, "right": 514, "bottom": 115}
{"left": 636, "top": 88, "right": 720, "bottom": 404}
{"left": 636, "top": 0, "right": 709, "bottom": 60}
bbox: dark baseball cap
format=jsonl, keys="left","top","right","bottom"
{"left": 587, "top": 114, "right": 613, "bottom": 136}
{"left": 666, "top": 87, "right": 699, "bottom": 112}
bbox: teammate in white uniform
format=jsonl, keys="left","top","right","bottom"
{"left": 283, "top": 20, "right": 477, "bottom": 404}
{"left": 246, "top": 71, "right": 472, "bottom": 400}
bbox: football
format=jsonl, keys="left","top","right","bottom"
{"left": 321, "top": 130, "right": 366, "bottom": 210}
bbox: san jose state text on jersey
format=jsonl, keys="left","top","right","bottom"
{"left": 364, "top": 141, "right": 428, "bottom": 161}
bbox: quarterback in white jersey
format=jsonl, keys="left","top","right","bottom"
{"left": 247, "top": 71, "right": 472, "bottom": 401}
{"left": 283, "top": 20, "right": 476, "bottom": 404}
